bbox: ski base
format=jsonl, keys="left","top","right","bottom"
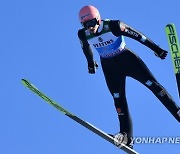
{"left": 22, "top": 79, "right": 139, "bottom": 154}
{"left": 165, "top": 23, "right": 180, "bottom": 98}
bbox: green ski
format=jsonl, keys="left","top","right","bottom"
{"left": 165, "top": 23, "right": 180, "bottom": 98}
{"left": 22, "top": 79, "right": 138, "bottom": 154}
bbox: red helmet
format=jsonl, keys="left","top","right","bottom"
{"left": 79, "top": 5, "right": 101, "bottom": 24}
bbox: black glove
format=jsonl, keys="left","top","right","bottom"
{"left": 154, "top": 48, "right": 168, "bottom": 59}
{"left": 88, "top": 61, "right": 98, "bottom": 74}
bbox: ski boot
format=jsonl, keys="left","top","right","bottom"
{"left": 112, "top": 132, "right": 134, "bottom": 149}
{"left": 177, "top": 109, "right": 180, "bottom": 119}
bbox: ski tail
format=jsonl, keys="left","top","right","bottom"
{"left": 165, "top": 23, "right": 180, "bottom": 98}
{"left": 21, "top": 79, "right": 139, "bottom": 154}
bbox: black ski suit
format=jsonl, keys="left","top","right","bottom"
{"left": 78, "top": 19, "right": 180, "bottom": 140}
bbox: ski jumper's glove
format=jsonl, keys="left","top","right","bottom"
{"left": 154, "top": 48, "right": 168, "bottom": 59}
{"left": 88, "top": 61, "right": 98, "bottom": 74}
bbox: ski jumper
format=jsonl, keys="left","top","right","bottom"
{"left": 78, "top": 20, "right": 180, "bottom": 140}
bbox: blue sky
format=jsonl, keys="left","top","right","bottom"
{"left": 1, "top": 0, "right": 180, "bottom": 154}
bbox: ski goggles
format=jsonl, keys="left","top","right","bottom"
{"left": 82, "top": 18, "right": 98, "bottom": 29}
